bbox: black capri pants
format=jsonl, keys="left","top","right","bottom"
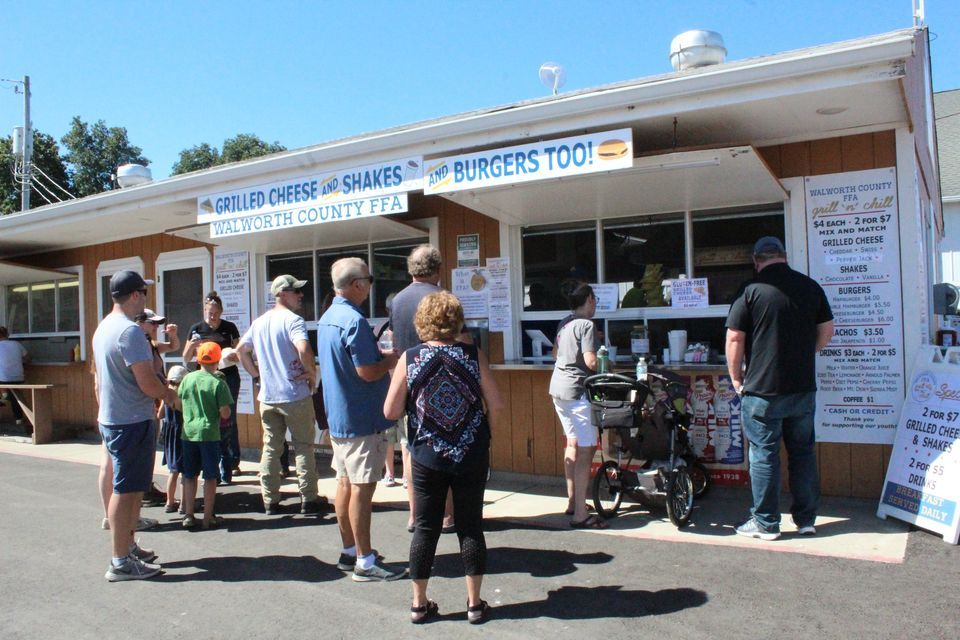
{"left": 408, "top": 450, "right": 488, "bottom": 580}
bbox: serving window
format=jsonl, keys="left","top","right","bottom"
{"left": 265, "top": 236, "right": 428, "bottom": 325}
{"left": 518, "top": 206, "right": 784, "bottom": 361}
{"left": 3, "top": 273, "right": 82, "bottom": 363}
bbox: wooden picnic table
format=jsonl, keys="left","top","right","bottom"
{"left": 1, "top": 384, "right": 57, "bottom": 444}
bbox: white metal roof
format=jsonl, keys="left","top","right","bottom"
{"left": 0, "top": 28, "right": 922, "bottom": 258}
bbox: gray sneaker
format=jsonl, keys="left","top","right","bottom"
{"left": 130, "top": 541, "right": 158, "bottom": 563}
{"left": 796, "top": 524, "right": 817, "bottom": 536}
{"left": 352, "top": 558, "right": 407, "bottom": 582}
{"left": 735, "top": 518, "right": 781, "bottom": 541}
{"left": 100, "top": 516, "right": 157, "bottom": 531}
{"left": 105, "top": 556, "right": 161, "bottom": 582}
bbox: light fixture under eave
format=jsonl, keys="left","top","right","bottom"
{"left": 816, "top": 106, "right": 848, "bottom": 116}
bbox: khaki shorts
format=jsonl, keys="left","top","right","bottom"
{"left": 330, "top": 432, "right": 388, "bottom": 484}
{"left": 383, "top": 418, "right": 408, "bottom": 446}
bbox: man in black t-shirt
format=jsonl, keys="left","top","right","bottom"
{"left": 725, "top": 236, "right": 834, "bottom": 541}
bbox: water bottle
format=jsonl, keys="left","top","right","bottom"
{"left": 597, "top": 345, "right": 609, "bottom": 373}
{"left": 635, "top": 356, "right": 647, "bottom": 382}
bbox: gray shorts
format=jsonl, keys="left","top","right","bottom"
{"left": 330, "top": 432, "right": 388, "bottom": 484}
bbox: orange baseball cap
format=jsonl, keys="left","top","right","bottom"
{"left": 197, "top": 342, "right": 222, "bottom": 365}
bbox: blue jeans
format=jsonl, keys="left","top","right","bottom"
{"left": 740, "top": 392, "right": 819, "bottom": 532}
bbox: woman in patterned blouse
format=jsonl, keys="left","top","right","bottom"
{"left": 384, "top": 291, "right": 503, "bottom": 625}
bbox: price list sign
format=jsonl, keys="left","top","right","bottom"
{"left": 878, "top": 347, "right": 960, "bottom": 544}
{"left": 807, "top": 167, "right": 903, "bottom": 444}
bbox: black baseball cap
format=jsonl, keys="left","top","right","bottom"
{"left": 110, "top": 270, "right": 154, "bottom": 297}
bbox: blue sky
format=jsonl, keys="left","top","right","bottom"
{"left": 3, "top": 1, "right": 959, "bottom": 181}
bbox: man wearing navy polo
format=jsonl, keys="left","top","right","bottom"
{"left": 317, "top": 257, "right": 406, "bottom": 582}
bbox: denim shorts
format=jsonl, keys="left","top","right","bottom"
{"left": 181, "top": 440, "right": 221, "bottom": 480}
{"left": 99, "top": 420, "right": 156, "bottom": 494}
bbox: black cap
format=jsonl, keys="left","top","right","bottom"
{"left": 110, "top": 270, "right": 154, "bottom": 297}
{"left": 752, "top": 236, "right": 786, "bottom": 255}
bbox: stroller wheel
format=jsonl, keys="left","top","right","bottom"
{"left": 666, "top": 466, "right": 694, "bottom": 527}
{"left": 689, "top": 461, "right": 710, "bottom": 497}
{"left": 592, "top": 461, "right": 624, "bottom": 519}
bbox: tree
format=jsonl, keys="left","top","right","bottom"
{"left": 171, "top": 143, "right": 220, "bottom": 175}
{"left": 170, "top": 133, "right": 286, "bottom": 175}
{"left": 0, "top": 130, "right": 72, "bottom": 214}
{"left": 60, "top": 116, "right": 148, "bottom": 197}
{"left": 220, "top": 134, "right": 285, "bottom": 164}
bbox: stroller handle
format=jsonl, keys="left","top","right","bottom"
{"left": 583, "top": 373, "right": 644, "bottom": 391}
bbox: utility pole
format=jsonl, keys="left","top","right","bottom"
{"left": 21, "top": 75, "right": 32, "bottom": 212}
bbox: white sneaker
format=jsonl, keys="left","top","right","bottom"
{"left": 797, "top": 525, "right": 816, "bottom": 536}
{"left": 381, "top": 475, "right": 398, "bottom": 487}
{"left": 735, "top": 518, "right": 781, "bottom": 541}
{"left": 102, "top": 516, "right": 158, "bottom": 531}
{"left": 104, "top": 555, "right": 161, "bottom": 582}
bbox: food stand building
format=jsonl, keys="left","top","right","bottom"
{"left": 0, "top": 27, "right": 942, "bottom": 499}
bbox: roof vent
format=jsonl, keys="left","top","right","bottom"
{"left": 670, "top": 30, "right": 727, "bottom": 71}
{"left": 116, "top": 163, "right": 152, "bottom": 188}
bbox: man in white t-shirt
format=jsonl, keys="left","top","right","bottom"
{"left": 0, "top": 325, "right": 29, "bottom": 427}
{"left": 238, "top": 274, "right": 322, "bottom": 515}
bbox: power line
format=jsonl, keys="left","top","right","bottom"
{"left": 29, "top": 177, "right": 54, "bottom": 204}
{"left": 31, "top": 172, "right": 65, "bottom": 202}
{"left": 31, "top": 164, "right": 75, "bottom": 199}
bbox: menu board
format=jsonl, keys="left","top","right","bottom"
{"left": 214, "top": 249, "right": 254, "bottom": 415}
{"left": 878, "top": 347, "right": 960, "bottom": 544}
{"left": 807, "top": 167, "right": 903, "bottom": 444}
{"left": 486, "top": 257, "right": 512, "bottom": 332}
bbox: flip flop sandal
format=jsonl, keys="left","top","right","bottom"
{"left": 410, "top": 600, "right": 439, "bottom": 624}
{"left": 570, "top": 515, "right": 608, "bottom": 529}
{"left": 564, "top": 503, "right": 595, "bottom": 516}
{"left": 467, "top": 600, "right": 491, "bottom": 624}
{"left": 441, "top": 524, "right": 456, "bottom": 534}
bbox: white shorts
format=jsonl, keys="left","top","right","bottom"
{"left": 552, "top": 397, "right": 597, "bottom": 447}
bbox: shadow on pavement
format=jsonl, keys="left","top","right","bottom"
{"left": 156, "top": 554, "right": 345, "bottom": 583}
{"left": 493, "top": 585, "right": 708, "bottom": 620}
{"left": 430, "top": 546, "right": 614, "bottom": 579}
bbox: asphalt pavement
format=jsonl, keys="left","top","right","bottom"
{"left": 1, "top": 442, "right": 958, "bottom": 639}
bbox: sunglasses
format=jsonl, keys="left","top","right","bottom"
{"left": 147, "top": 320, "right": 163, "bottom": 325}
{"left": 138, "top": 289, "right": 148, "bottom": 296}
{"left": 352, "top": 275, "right": 375, "bottom": 285}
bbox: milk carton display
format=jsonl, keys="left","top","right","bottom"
{"left": 713, "top": 375, "right": 744, "bottom": 464}
{"left": 688, "top": 375, "right": 716, "bottom": 462}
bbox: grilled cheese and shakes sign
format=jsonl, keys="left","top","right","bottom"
{"left": 423, "top": 129, "right": 634, "bottom": 195}
{"left": 198, "top": 156, "right": 422, "bottom": 238}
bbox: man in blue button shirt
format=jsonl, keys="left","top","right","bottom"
{"left": 317, "top": 257, "right": 406, "bottom": 582}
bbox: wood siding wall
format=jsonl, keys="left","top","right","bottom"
{"left": 758, "top": 131, "right": 896, "bottom": 498}
{"left": 18, "top": 233, "right": 211, "bottom": 429}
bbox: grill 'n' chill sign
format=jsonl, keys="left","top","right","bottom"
{"left": 423, "top": 129, "right": 633, "bottom": 195}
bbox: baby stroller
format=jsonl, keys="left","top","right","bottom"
{"left": 584, "top": 370, "right": 708, "bottom": 528}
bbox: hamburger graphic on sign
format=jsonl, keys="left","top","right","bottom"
{"left": 597, "top": 138, "right": 628, "bottom": 161}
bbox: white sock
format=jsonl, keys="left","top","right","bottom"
{"left": 112, "top": 556, "right": 127, "bottom": 567}
{"left": 356, "top": 552, "right": 377, "bottom": 570}
{"left": 342, "top": 545, "right": 357, "bottom": 557}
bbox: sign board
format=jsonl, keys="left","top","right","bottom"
{"left": 878, "top": 347, "right": 960, "bottom": 544}
{"left": 197, "top": 156, "right": 421, "bottom": 224}
{"left": 486, "top": 257, "right": 512, "bottom": 332}
{"left": 670, "top": 278, "right": 709, "bottom": 309}
{"left": 213, "top": 249, "right": 254, "bottom": 415}
{"left": 589, "top": 283, "right": 620, "bottom": 312}
{"left": 807, "top": 167, "right": 904, "bottom": 444}
{"left": 451, "top": 267, "right": 490, "bottom": 319}
{"left": 424, "top": 128, "right": 633, "bottom": 195}
{"left": 457, "top": 234, "right": 480, "bottom": 267}
{"left": 209, "top": 194, "right": 407, "bottom": 238}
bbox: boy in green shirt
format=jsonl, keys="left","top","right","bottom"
{"left": 178, "top": 342, "right": 233, "bottom": 530}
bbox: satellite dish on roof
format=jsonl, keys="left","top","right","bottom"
{"left": 539, "top": 62, "right": 566, "bottom": 95}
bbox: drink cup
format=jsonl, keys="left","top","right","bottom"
{"left": 156, "top": 324, "right": 168, "bottom": 344}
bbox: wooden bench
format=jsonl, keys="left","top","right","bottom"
{"left": 1, "top": 384, "right": 57, "bottom": 444}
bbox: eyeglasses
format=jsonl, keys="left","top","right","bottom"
{"left": 352, "top": 275, "right": 375, "bottom": 285}
{"left": 138, "top": 289, "right": 148, "bottom": 296}
{"left": 280, "top": 287, "right": 304, "bottom": 294}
